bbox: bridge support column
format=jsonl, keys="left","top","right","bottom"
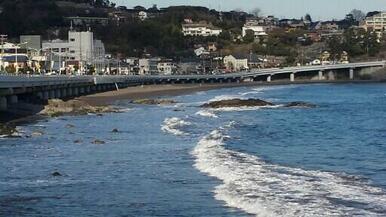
{"left": 61, "top": 89, "right": 67, "bottom": 98}
{"left": 267, "top": 75, "right": 272, "bottom": 82}
{"left": 73, "top": 87, "right": 79, "bottom": 96}
{"left": 86, "top": 86, "right": 91, "bottom": 93}
{"left": 7, "top": 95, "right": 18, "bottom": 104}
{"left": 43, "top": 91, "right": 49, "bottom": 100}
{"left": 349, "top": 68, "right": 354, "bottom": 80}
{"left": 55, "top": 89, "right": 61, "bottom": 98}
{"left": 36, "top": 92, "right": 43, "bottom": 100}
{"left": 290, "top": 73, "right": 295, "bottom": 82}
{"left": 49, "top": 90, "right": 56, "bottom": 99}
{"left": 0, "top": 97, "right": 7, "bottom": 111}
{"left": 91, "top": 86, "right": 96, "bottom": 92}
{"left": 67, "top": 88, "right": 73, "bottom": 97}
{"left": 319, "top": 71, "right": 324, "bottom": 80}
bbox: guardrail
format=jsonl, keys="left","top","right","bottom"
{"left": 1, "top": 61, "right": 385, "bottom": 88}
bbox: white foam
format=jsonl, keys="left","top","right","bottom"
{"left": 161, "top": 117, "right": 191, "bottom": 136}
{"left": 212, "top": 105, "right": 283, "bottom": 112}
{"left": 192, "top": 127, "right": 386, "bottom": 217}
{"left": 195, "top": 110, "right": 218, "bottom": 118}
{"left": 209, "top": 95, "right": 244, "bottom": 102}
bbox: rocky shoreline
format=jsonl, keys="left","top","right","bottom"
{"left": 201, "top": 98, "right": 316, "bottom": 109}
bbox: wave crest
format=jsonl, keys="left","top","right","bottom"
{"left": 192, "top": 127, "right": 386, "bottom": 216}
{"left": 161, "top": 117, "right": 191, "bottom": 136}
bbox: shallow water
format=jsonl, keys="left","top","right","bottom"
{"left": 1, "top": 83, "right": 386, "bottom": 216}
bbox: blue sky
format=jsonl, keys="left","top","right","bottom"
{"left": 114, "top": 0, "right": 386, "bottom": 20}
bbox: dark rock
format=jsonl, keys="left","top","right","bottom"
{"left": 74, "top": 139, "right": 82, "bottom": 144}
{"left": 51, "top": 171, "right": 62, "bottom": 177}
{"left": 92, "top": 139, "right": 105, "bottom": 145}
{"left": 65, "top": 124, "right": 75, "bottom": 129}
{"left": 201, "top": 98, "right": 274, "bottom": 108}
{"left": 284, "top": 102, "right": 317, "bottom": 108}
{"left": 112, "top": 128, "right": 119, "bottom": 133}
{"left": 132, "top": 99, "right": 177, "bottom": 105}
{"left": 173, "top": 108, "right": 185, "bottom": 112}
{"left": 0, "top": 124, "right": 20, "bottom": 138}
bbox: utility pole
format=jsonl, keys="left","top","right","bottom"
{"left": 0, "top": 34, "right": 7, "bottom": 71}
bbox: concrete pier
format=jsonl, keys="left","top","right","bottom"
{"left": 73, "top": 87, "right": 79, "bottom": 96}
{"left": 61, "top": 89, "right": 67, "bottom": 98}
{"left": 267, "top": 75, "right": 272, "bottom": 82}
{"left": 290, "top": 73, "right": 295, "bottom": 82}
{"left": 55, "top": 89, "right": 61, "bottom": 98}
{"left": 7, "top": 95, "right": 18, "bottom": 104}
{"left": 67, "top": 88, "right": 73, "bottom": 97}
{"left": 0, "top": 97, "right": 7, "bottom": 111}
{"left": 43, "top": 91, "right": 49, "bottom": 100}
{"left": 349, "top": 68, "right": 354, "bottom": 80}
{"left": 49, "top": 90, "right": 56, "bottom": 99}
{"left": 319, "top": 71, "right": 324, "bottom": 80}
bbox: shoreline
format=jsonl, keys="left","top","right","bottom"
{"left": 77, "top": 79, "right": 384, "bottom": 106}
{"left": 1, "top": 79, "right": 384, "bottom": 126}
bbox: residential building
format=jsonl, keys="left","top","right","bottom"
{"left": 182, "top": 21, "right": 222, "bottom": 37}
{"left": 138, "top": 11, "right": 148, "bottom": 21}
{"left": 242, "top": 18, "right": 267, "bottom": 37}
{"left": 158, "top": 59, "right": 177, "bottom": 75}
{"left": 139, "top": 58, "right": 160, "bottom": 75}
{"left": 361, "top": 11, "right": 386, "bottom": 33}
{"left": 0, "top": 42, "right": 29, "bottom": 71}
{"left": 223, "top": 55, "right": 248, "bottom": 72}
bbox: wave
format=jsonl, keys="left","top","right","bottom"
{"left": 209, "top": 94, "right": 244, "bottom": 102}
{"left": 195, "top": 110, "right": 218, "bottom": 118}
{"left": 161, "top": 117, "right": 191, "bottom": 136}
{"left": 192, "top": 126, "right": 386, "bottom": 217}
{"left": 212, "top": 105, "right": 283, "bottom": 112}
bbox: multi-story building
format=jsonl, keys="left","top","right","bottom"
{"left": 182, "top": 21, "right": 222, "bottom": 37}
{"left": 157, "top": 59, "right": 177, "bottom": 75}
{"left": 361, "top": 12, "right": 386, "bottom": 33}
{"left": 42, "top": 30, "right": 105, "bottom": 73}
{"left": 242, "top": 18, "right": 267, "bottom": 37}
{"left": 139, "top": 58, "right": 160, "bottom": 75}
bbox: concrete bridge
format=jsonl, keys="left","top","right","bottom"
{"left": 0, "top": 61, "right": 385, "bottom": 111}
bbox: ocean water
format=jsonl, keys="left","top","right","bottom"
{"left": 1, "top": 83, "right": 386, "bottom": 216}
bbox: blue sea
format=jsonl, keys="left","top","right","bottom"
{"left": 1, "top": 83, "right": 386, "bottom": 216}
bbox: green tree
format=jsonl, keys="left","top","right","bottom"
{"left": 243, "top": 30, "right": 255, "bottom": 43}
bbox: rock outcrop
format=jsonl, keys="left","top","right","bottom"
{"left": 284, "top": 101, "right": 317, "bottom": 108}
{"left": 0, "top": 124, "right": 20, "bottom": 138}
{"left": 40, "top": 99, "right": 118, "bottom": 117}
{"left": 92, "top": 139, "right": 105, "bottom": 145}
{"left": 132, "top": 98, "right": 177, "bottom": 105}
{"left": 201, "top": 98, "right": 274, "bottom": 108}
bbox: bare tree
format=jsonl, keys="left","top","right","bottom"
{"left": 350, "top": 9, "right": 366, "bottom": 21}
{"left": 250, "top": 8, "right": 261, "bottom": 17}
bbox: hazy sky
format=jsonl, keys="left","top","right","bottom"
{"left": 114, "top": 0, "right": 386, "bottom": 20}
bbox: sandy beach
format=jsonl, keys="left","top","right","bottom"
{"left": 77, "top": 82, "right": 263, "bottom": 106}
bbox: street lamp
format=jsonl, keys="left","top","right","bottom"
{"left": 15, "top": 42, "right": 28, "bottom": 74}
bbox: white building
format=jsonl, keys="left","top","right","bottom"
{"left": 139, "top": 58, "right": 160, "bottom": 75}
{"left": 182, "top": 21, "right": 222, "bottom": 37}
{"left": 223, "top": 55, "right": 248, "bottom": 72}
{"left": 157, "top": 59, "right": 177, "bottom": 75}
{"left": 361, "top": 12, "right": 386, "bottom": 34}
{"left": 242, "top": 19, "right": 267, "bottom": 37}
{"left": 42, "top": 30, "right": 105, "bottom": 73}
{"left": 138, "top": 11, "right": 148, "bottom": 21}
